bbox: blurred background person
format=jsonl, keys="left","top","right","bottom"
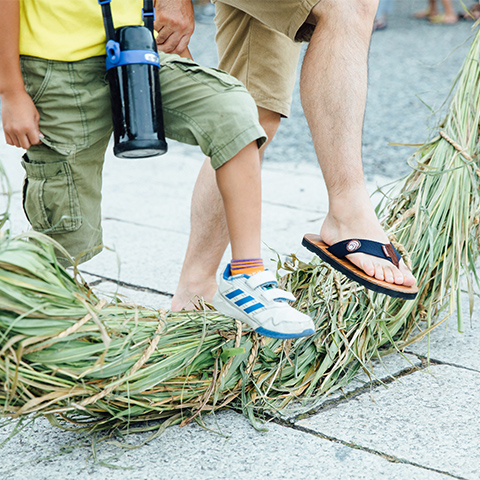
{"left": 414, "top": 0, "right": 458, "bottom": 24}
{"left": 374, "top": 0, "right": 395, "bottom": 31}
{"left": 194, "top": 0, "right": 215, "bottom": 24}
{"left": 459, "top": 2, "right": 480, "bottom": 20}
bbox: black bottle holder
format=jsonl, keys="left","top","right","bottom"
{"left": 106, "top": 26, "right": 167, "bottom": 158}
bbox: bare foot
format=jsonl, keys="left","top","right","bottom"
{"left": 320, "top": 195, "right": 416, "bottom": 287}
{"left": 413, "top": 8, "right": 438, "bottom": 19}
{"left": 373, "top": 16, "right": 388, "bottom": 31}
{"left": 171, "top": 280, "right": 218, "bottom": 311}
{"left": 462, "top": 4, "right": 480, "bottom": 20}
{"left": 429, "top": 13, "right": 458, "bottom": 24}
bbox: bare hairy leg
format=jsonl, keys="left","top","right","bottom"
{"left": 302, "top": 0, "right": 415, "bottom": 286}
{"left": 170, "top": 157, "right": 228, "bottom": 311}
{"left": 414, "top": 0, "right": 439, "bottom": 18}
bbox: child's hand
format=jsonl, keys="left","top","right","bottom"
{"left": 1, "top": 90, "right": 42, "bottom": 149}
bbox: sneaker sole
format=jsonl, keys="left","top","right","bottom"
{"left": 255, "top": 326, "right": 316, "bottom": 339}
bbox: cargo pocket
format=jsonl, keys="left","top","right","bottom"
{"left": 21, "top": 155, "right": 83, "bottom": 234}
{"left": 39, "top": 135, "right": 77, "bottom": 157}
{"left": 162, "top": 55, "right": 246, "bottom": 92}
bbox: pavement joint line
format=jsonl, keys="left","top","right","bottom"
{"left": 280, "top": 362, "right": 431, "bottom": 423}
{"left": 279, "top": 422, "right": 467, "bottom": 480}
{"left": 460, "top": 288, "right": 480, "bottom": 298}
{"left": 404, "top": 351, "right": 480, "bottom": 374}
{"left": 78, "top": 270, "right": 174, "bottom": 297}
{"left": 458, "top": 288, "right": 480, "bottom": 301}
{"left": 262, "top": 199, "right": 325, "bottom": 213}
{"left": 265, "top": 357, "right": 477, "bottom": 477}
{"left": 103, "top": 216, "right": 188, "bottom": 235}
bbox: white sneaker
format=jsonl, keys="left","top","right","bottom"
{"left": 212, "top": 264, "right": 315, "bottom": 339}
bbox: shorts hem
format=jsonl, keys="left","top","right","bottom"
{"left": 56, "top": 245, "right": 103, "bottom": 267}
{"left": 164, "top": 106, "right": 266, "bottom": 169}
{"left": 251, "top": 94, "right": 292, "bottom": 118}
{"left": 287, "top": 0, "right": 319, "bottom": 43}
{"left": 210, "top": 125, "right": 267, "bottom": 169}
{"left": 289, "top": 1, "right": 317, "bottom": 42}
{"left": 76, "top": 247, "right": 103, "bottom": 265}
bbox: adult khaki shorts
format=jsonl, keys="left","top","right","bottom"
{"left": 20, "top": 54, "right": 265, "bottom": 264}
{"left": 213, "top": 0, "right": 319, "bottom": 117}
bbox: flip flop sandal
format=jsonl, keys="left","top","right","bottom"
{"left": 428, "top": 14, "right": 458, "bottom": 24}
{"left": 302, "top": 234, "right": 419, "bottom": 300}
{"left": 373, "top": 18, "right": 388, "bottom": 31}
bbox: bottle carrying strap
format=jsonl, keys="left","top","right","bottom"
{"left": 142, "top": 0, "right": 155, "bottom": 32}
{"left": 98, "top": 0, "right": 160, "bottom": 71}
{"left": 98, "top": 0, "right": 116, "bottom": 41}
{"left": 98, "top": 0, "right": 154, "bottom": 36}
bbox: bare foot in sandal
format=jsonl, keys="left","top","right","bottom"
{"left": 429, "top": 12, "right": 458, "bottom": 24}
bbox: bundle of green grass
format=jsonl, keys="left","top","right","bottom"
{"left": 1, "top": 27, "right": 480, "bottom": 435}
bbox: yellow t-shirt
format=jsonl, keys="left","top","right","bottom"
{"left": 19, "top": 0, "right": 143, "bottom": 61}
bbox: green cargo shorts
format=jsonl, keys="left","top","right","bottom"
{"left": 20, "top": 54, "right": 266, "bottom": 264}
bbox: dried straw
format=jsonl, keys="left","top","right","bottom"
{"left": 1, "top": 26, "right": 480, "bottom": 434}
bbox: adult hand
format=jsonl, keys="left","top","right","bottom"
{"left": 154, "top": 0, "right": 195, "bottom": 55}
{"left": 1, "top": 90, "right": 42, "bottom": 149}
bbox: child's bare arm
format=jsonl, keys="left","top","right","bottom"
{"left": 0, "top": 0, "right": 41, "bottom": 149}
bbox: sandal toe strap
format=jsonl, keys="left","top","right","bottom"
{"left": 327, "top": 239, "right": 401, "bottom": 268}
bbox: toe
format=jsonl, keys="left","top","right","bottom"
{"left": 392, "top": 268, "right": 405, "bottom": 285}
{"left": 383, "top": 266, "right": 395, "bottom": 284}
{"left": 363, "top": 261, "right": 376, "bottom": 278}
{"left": 356, "top": 254, "right": 375, "bottom": 278}
{"left": 403, "top": 271, "right": 417, "bottom": 287}
{"left": 373, "top": 262, "right": 386, "bottom": 282}
{"left": 349, "top": 253, "right": 417, "bottom": 287}
{"left": 399, "top": 261, "right": 417, "bottom": 286}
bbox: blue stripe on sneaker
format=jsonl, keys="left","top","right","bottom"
{"left": 235, "top": 295, "right": 254, "bottom": 306}
{"left": 244, "top": 303, "right": 264, "bottom": 314}
{"left": 226, "top": 288, "right": 243, "bottom": 299}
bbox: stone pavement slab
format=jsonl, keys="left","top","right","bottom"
{"left": 0, "top": 142, "right": 30, "bottom": 236}
{"left": 1, "top": 411, "right": 450, "bottom": 480}
{"left": 407, "top": 293, "right": 480, "bottom": 372}
{"left": 280, "top": 352, "right": 423, "bottom": 421}
{"left": 298, "top": 364, "right": 480, "bottom": 479}
{"left": 81, "top": 219, "right": 189, "bottom": 294}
